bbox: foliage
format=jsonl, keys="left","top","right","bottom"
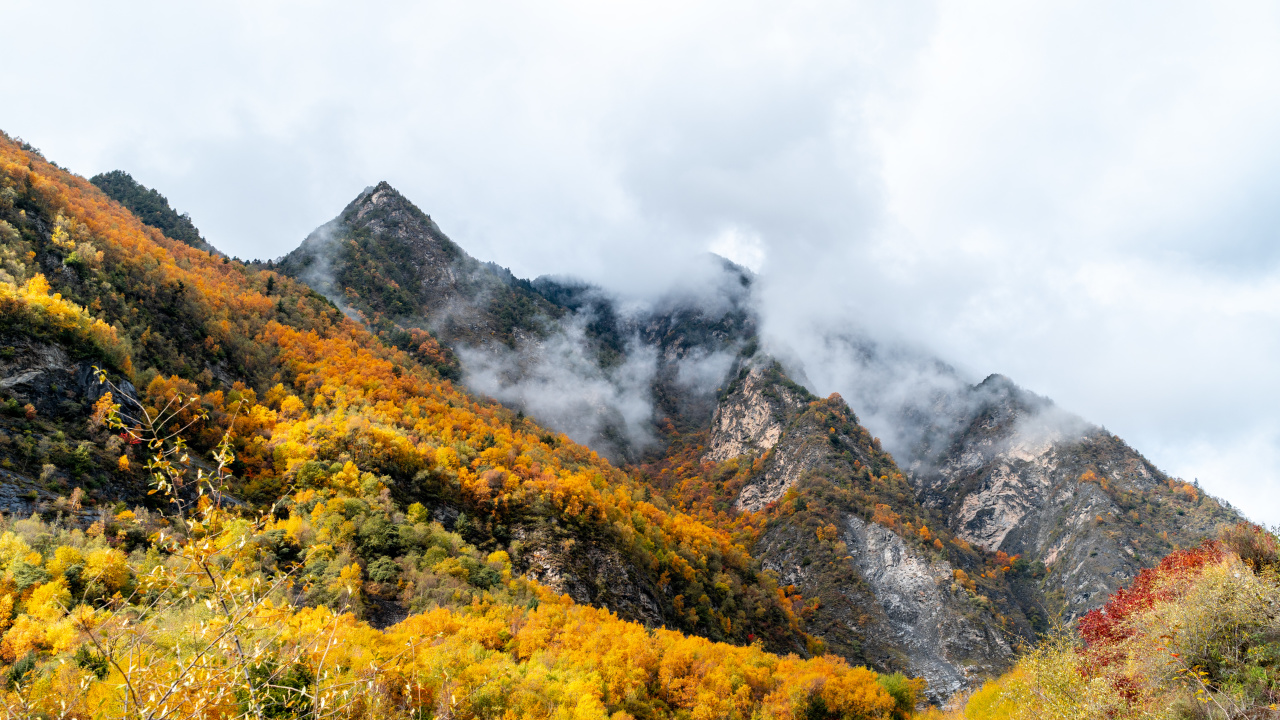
{"left": 0, "top": 377, "right": 904, "bottom": 719}
{"left": 959, "top": 524, "right": 1280, "bottom": 720}
{"left": 0, "top": 274, "right": 132, "bottom": 375}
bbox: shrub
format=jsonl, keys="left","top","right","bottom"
{"left": 1219, "top": 522, "right": 1279, "bottom": 573}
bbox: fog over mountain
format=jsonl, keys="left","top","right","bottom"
{"left": 4, "top": 1, "right": 1279, "bottom": 521}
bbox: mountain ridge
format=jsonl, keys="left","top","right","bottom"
{"left": 11, "top": 159, "right": 1240, "bottom": 708}
{"left": 267, "top": 179, "right": 1241, "bottom": 697}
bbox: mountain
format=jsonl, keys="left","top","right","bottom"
{"left": 2, "top": 128, "right": 1243, "bottom": 714}
{"left": 274, "top": 179, "right": 1242, "bottom": 700}
{"left": 276, "top": 182, "right": 756, "bottom": 461}
{"left": 695, "top": 362, "right": 1240, "bottom": 698}
{"left": 276, "top": 181, "right": 562, "bottom": 356}
{"left": 903, "top": 374, "right": 1238, "bottom": 620}
{"left": 0, "top": 132, "right": 930, "bottom": 719}
{"left": 696, "top": 361, "right": 1017, "bottom": 699}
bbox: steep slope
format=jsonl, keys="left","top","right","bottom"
{"left": 697, "top": 360, "right": 1020, "bottom": 700}
{"left": 905, "top": 374, "right": 1241, "bottom": 619}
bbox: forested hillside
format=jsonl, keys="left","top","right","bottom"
{"left": 1, "top": 125, "right": 1261, "bottom": 718}
{"left": 0, "top": 132, "right": 922, "bottom": 718}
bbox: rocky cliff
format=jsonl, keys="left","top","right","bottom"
{"left": 706, "top": 359, "right": 1018, "bottom": 700}
{"left": 0, "top": 334, "right": 143, "bottom": 513}
{"left": 907, "top": 374, "right": 1240, "bottom": 619}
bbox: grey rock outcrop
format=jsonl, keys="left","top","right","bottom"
{"left": 0, "top": 335, "right": 136, "bottom": 418}
{"left": 909, "top": 374, "right": 1240, "bottom": 618}
{"left": 704, "top": 364, "right": 800, "bottom": 464}
{"left": 840, "top": 515, "right": 1012, "bottom": 699}
{"left": 710, "top": 360, "right": 1016, "bottom": 698}
{"left": 513, "top": 524, "right": 665, "bottom": 627}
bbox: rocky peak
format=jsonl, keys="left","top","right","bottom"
{"left": 704, "top": 362, "right": 804, "bottom": 464}
{"left": 278, "top": 182, "right": 561, "bottom": 350}
{"left": 347, "top": 182, "right": 447, "bottom": 239}
{"left": 339, "top": 181, "right": 463, "bottom": 279}
{"left": 908, "top": 375, "right": 1240, "bottom": 618}
{"left": 706, "top": 360, "right": 1017, "bottom": 699}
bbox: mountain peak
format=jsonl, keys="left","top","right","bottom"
{"left": 358, "top": 180, "right": 405, "bottom": 204}
{"left": 278, "top": 182, "right": 562, "bottom": 351}
{"left": 343, "top": 180, "right": 430, "bottom": 226}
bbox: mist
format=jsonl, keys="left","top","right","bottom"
{"left": 456, "top": 261, "right": 749, "bottom": 462}
{"left": 285, "top": 217, "right": 363, "bottom": 322}
{"left": 458, "top": 315, "right": 660, "bottom": 461}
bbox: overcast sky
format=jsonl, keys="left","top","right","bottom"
{"left": 6, "top": 1, "right": 1280, "bottom": 523}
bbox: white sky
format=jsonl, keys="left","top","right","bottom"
{"left": 5, "top": 1, "right": 1280, "bottom": 523}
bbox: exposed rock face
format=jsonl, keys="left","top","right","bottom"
{"left": 757, "top": 514, "right": 1012, "bottom": 702}
{"left": 0, "top": 468, "right": 62, "bottom": 517}
{"left": 704, "top": 365, "right": 801, "bottom": 464}
{"left": 840, "top": 516, "right": 1012, "bottom": 700}
{"left": 719, "top": 362, "right": 916, "bottom": 515}
{"left": 0, "top": 335, "right": 136, "bottom": 418}
{"left": 910, "top": 375, "right": 1240, "bottom": 618}
{"left": 700, "top": 362, "right": 820, "bottom": 511}
{"left": 0, "top": 335, "right": 145, "bottom": 513}
{"left": 711, "top": 360, "right": 1017, "bottom": 698}
{"left": 738, "top": 443, "right": 810, "bottom": 512}
{"left": 422, "top": 506, "right": 669, "bottom": 631}
{"left": 513, "top": 524, "right": 665, "bottom": 627}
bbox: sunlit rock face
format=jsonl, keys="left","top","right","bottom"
{"left": 841, "top": 515, "right": 1013, "bottom": 701}
{"left": 703, "top": 359, "right": 1016, "bottom": 699}
{"left": 703, "top": 365, "right": 793, "bottom": 464}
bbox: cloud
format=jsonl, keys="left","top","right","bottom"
{"left": 6, "top": 1, "right": 1280, "bottom": 521}
{"left": 458, "top": 316, "right": 661, "bottom": 462}
{"left": 455, "top": 298, "right": 741, "bottom": 462}
{"left": 709, "top": 227, "right": 766, "bottom": 274}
